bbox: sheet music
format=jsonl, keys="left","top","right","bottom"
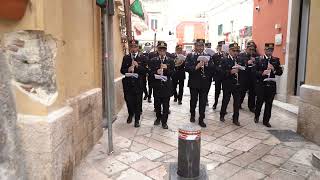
{"left": 197, "top": 56, "right": 210, "bottom": 62}
{"left": 264, "top": 78, "right": 276, "bottom": 82}
{"left": 205, "top": 48, "right": 215, "bottom": 56}
{"left": 125, "top": 73, "right": 139, "bottom": 78}
{"left": 232, "top": 65, "right": 246, "bottom": 71}
{"left": 154, "top": 74, "right": 168, "bottom": 82}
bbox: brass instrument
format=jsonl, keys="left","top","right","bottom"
{"left": 174, "top": 54, "right": 186, "bottom": 67}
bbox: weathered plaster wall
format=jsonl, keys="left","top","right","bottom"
{"left": 113, "top": 6, "right": 125, "bottom": 114}
{"left": 0, "top": 0, "right": 102, "bottom": 115}
{"left": 0, "top": 50, "right": 25, "bottom": 179}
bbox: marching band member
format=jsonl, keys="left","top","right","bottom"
{"left": 120, "top": 40, "right": 147, "bottom": 127}
{"left": 254, "top": 43, "right": 283, "bottom": 127}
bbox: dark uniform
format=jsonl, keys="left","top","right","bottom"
{"left": 238, "top": 41, "right": 259, "bottom": 112}
{"left": 212, "top": 41, "right": 226, "bottom": 109}
{"left": 172, "top": 45, "right": 186, "bottom": 104}
{"left": 204, "top": 42, "right": 214, "bottom": 106}
{"left": 149, "top": 42, "right": 175, "bottom": 129}
{"left": 147, "top": 50, "right": 174, "bottom": 102}
{"left": 120, "top": 40, "right": 147, "bottom": 127}
{"left": 220, "top": 43, "right": 242, "bottom": 126}
{"left": 185, "top": 39, "right": 214, "bottom": 127}
{"left": 142, "top": 42, "right": 152, "bottom": 101}
{"left": 254, "top": 43, "right": 283, "bottom": 127}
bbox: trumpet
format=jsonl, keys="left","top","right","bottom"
{"left": 174, "top": 54, "right": 186, "bottom": 67}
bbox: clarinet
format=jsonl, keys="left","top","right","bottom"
{"left": 234, "top": 60, "right": 240, "bottom": 85}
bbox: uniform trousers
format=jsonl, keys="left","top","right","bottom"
{"left": 240, "top": 81, "right": 256, "bottom": 110}
{"left": 220, "top": 85, "right": 241, "bottom": 120}
{"left": 142, "top": 77, "right": 148, "bottom": 97}
{"left": 255, "top": 82, "right": 276, "bottom": 123}
{"left": 124, "top": 92, "right": 143, "bottom": 121}
{"left": 173, "top": 78, "right": 184, "bottom": 101}
{"left": 154, "top": 97, "right": 170, "bottom": 124}
{"left": 190, "top": 88, "right": 208, "bottom": 119}
{"left": 214, "top": 80, "right": 222, "bottom": 105}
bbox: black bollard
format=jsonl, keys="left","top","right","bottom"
{"left": 177, "top": 125, "right": 201, "bottom": 178}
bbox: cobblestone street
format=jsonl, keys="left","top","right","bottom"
{"left": 74, "top": 86, "right": 320, "bottom": 180}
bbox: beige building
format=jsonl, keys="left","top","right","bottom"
{"left": 297, "top": 0, "right": 320, "bottom": 146}
{"left": 0, "top": 0, "right": 125, "bottom": 179}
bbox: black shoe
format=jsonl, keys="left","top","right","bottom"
{"left": 212, "top": 104, "right": 217, "bottom": 110}
{"left": 233, "top": 120, "right": 241, "bottom": 126}
{"left": 254, "top": 117, "right": 259, "bottom": 123}
{"left": 263, "top": 122, "right": 272, "bottom": 128}
{"left": 168, "top": 110, "right": 171, "bottom": 114}
{"left": 220, "top": 116, "right": 225, "bottom": 122}
{"left": 190, "top": 116, "right": 196, "bottom": 123}
{"left": 127, "top": 116, "right": 133, "bottom": 124}
{"left": 162, "top": 123, "right": 168, "bottom": 129}
{"left": 144, "top": 96, "right": 147, "bottom": 100}
{"left": 134, "top": 121, "right": 140, "bottom": 128}
{"left": 154, "top": 119, "right": 161, "bottom": 125}
{"left": 174, "top": 98, "right": 178, "bottom": 102}
{"left": 250, "top": 108, "right": 255, "bottom": 113}
{"left": 148, "top": 98, "right": 152, "bottom": 103}
{"left": 178, "top": 101, "right": 182, "bottom": 105}
{"left": 199, "top": 120, "right": 207, "bottom": 128}
{"left": 206, "top": 102, "right": 209, "bottom": 106}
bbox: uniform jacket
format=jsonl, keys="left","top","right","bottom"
{"left": 185, "top": 52, "right": 215, "bottom": 89}
{"left": 220, "top": 55, "right": 244, "bottom": 90}
{"left": 254, "top": 55, "right": 283, "bottom": 85}
{"left": 212, "top": 51, "right": 226, "bottom": 81}
{"left": 149, "top": 56, "right": 175, "bottom": 98}
{"left": 120, "top": 53, "right": 147, "bottom": 94}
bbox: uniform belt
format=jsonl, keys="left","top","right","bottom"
{"left": 263, "top": 81, "right": 276, "bottom": 86}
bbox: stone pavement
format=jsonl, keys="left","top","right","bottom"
{"left": 74, "top": 86, "right": 320, "bottom": 180}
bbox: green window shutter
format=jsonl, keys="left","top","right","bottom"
{"left": 131, "top": 0, "right": 144, "bottom": 19}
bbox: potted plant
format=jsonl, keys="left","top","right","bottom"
{"left": 0, "top": 0, "right": 29, "bottom": 21}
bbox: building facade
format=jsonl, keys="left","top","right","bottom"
{"left": 207, "top": 0, "right": 254, "bottom": 49}
{"left": 176, "top": 20, "right": 207, "bottom": 53}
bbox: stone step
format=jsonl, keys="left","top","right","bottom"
{"left": 273, "top": 100, "right": 299, "bottom": 115}
{"left": 312, "top": 153, "right": 320, "bottom": 170}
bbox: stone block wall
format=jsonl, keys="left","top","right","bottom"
{"left": 17, "top": 88, "right": 103, "bottom": 180}
{"left": 114, "top": 77, "right": 125, "bottom": 113}
{"left": 297, "top": 85, "right": 320, "bottom": 145}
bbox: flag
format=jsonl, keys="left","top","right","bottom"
{"left": 130, "top": 0, "right": 144, "bottom": 20}
{"left": 96, "top": 0, "right": 106, "bottom": 8}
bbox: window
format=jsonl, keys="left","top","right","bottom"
{"left": 151, "top": 19, "right": 158, "bottom": 30}
{"left": 218, "top": 24, "right": 223, "bottom": 36}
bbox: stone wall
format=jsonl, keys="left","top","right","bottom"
{"left": 297, "top": 85, "right": 320, "bottom": 145}
{"left": 0, "top": 50, "right": 25, "bottom": 180}
{"left": 17, "top": 88, "right": 103, "bottom": 180}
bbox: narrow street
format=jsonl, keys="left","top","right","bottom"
{"left": 74, "top": 85, "right": 320, "bottom": 180}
